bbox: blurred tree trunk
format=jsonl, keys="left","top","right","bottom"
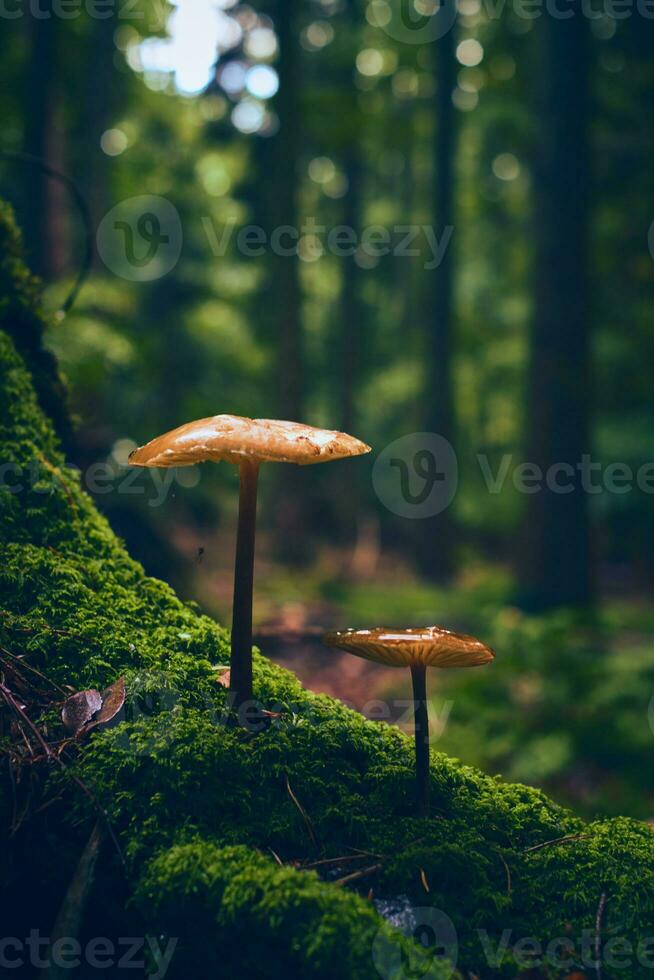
{"left": 333, "top": 147, "right": 365, "bottom": 546}
{"left": 78, "top": 10, "right": 119, "bottom": 230}
{"left": 416, "top": 1, "right": 457, "bottom": 582}
{"left": 270, "top": 0, "right": 308, "bottom": 561}
{"left": 270, "top": 0, "right": 303, "bottom": 423}
{"left": 23, "top": 2, "right": 63, "bottom": 278}
{"left": 338, "top": 149, "right": 362, "bottom": 438}
{"left": 517, "top": 9, "right": 593, "bottom": 610}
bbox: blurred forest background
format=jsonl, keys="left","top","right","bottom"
{"left": 2, "top": 0, "right": 654, "bottom": 818}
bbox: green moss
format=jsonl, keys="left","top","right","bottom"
{"left": 2, "top": 201, "right": 654, "bottom": 978}
{"left": 137, "top": 842, "right": 454, "bottom": 980}
{"left": 0, "top": 201, "right": 72, "bottom": 448}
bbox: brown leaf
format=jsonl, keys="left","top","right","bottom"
{"left": 83, "top": 676, "right": 126, "bottom": 735}
{"left": 94, "top": 676, "right": 126, "bottom": 727}
{"left": 61, "top": 690, "right": 102, "bottom": 735}
{"left": 215, "top": 667, "right": 231, "bottom": 688}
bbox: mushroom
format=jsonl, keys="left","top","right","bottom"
{"left": 129, "top": 415, "right": 370, "bottom": 710}
{"left": 323, "top": 626, "right": 494, "bottom": 816}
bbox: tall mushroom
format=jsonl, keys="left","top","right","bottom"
{"left": 323, "top": 627, "right": 494, "bottom": 816}
{"left": 129, "top": 415, "right": 370, "bottom": 709}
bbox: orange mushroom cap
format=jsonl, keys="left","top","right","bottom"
{"left": 128, "top": 415, "right": 371, "bottom": 468}
{"left": 323, "top": 626, "right": 495, "bottom": 669}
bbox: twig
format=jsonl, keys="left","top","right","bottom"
{"left": 302, "top": 853, "right": 373, "bottom": 870}
{"left": 496, "top": 850, "right": 512, "bottom": 895}
{"left": 419, "top": 868, "right": 430, "bottom": 893}
{"left": 285, "top": 774, "right": 318, "bottom": 848}
{"left": 346, "top": 845, "right": 388, "bottom": 858}
{"left": 67, "top": 773, "right": 126, "bottom": 872}
{"left": 595, "top": 891, "right": 607, "bottom": 979}
{"left": 0, "top": 682, "right": 53, "bottom": 759}
{"left": 40, "top": 822, "right": 105, "bottom": 980}
{"left": 0, "top": 644, "right": 68, "bottom": 695}
{"left": 17, "top": 722, "right": 35, "bottom": 757}
{"left": 524, "top": 833, "right": 590, "bottom": 854}
{"left": 334, "top": 863, "right": 382, "bottom": 887}
{"left": 269, "top": 849, "right": 283, "bottom": 866}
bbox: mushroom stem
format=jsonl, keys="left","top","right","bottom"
{"left": 230, "top": 459, "right": 260, "bottom": 709}
{"left": 410, "top": 664, "right": 430, "bottom": 817}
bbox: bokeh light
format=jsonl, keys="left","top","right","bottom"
{"left": 356, "top": 48, "right": 384, "bottom": 77}
{"left": 231, "top": 99, "right": 266, "bottom": 134}
{"left": 245, "top": 64, "right": 279, "bottom": 99}
{"left": 456, "top": 38, "right": 484, "bottom": 68}
{"left": 100, "top": 128, "right": 128, "bottom": 156}
{"left": 301, "top": 21, "right": 334, "bottom": 50}
{"left": 244, "top": 26, "right": 277, "bottom": 60}
{"left": 492, "top": 153, "right": 520, "bottom": 181}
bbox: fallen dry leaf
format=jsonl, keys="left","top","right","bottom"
{"left": 89, "top": 677, "right": 126, "bottom": 729}
{"left": 61, "top": 678, "right": 126, "bottom": 736}
{"left": 61, "top": 690, "right": 102, "bottom": 735}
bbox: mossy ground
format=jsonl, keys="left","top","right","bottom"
{"left": 2, "top": 203, "right": 654, "bottom": 979}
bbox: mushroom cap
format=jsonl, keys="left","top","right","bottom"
{"left": 128, "top": 415, "right": 371, "bottom": 468}
{"left": 323, "top": 626, "right": 495, "bottom": 669}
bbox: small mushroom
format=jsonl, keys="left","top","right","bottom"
{"left": 129, "top": 415, "right": 370, "bottom": 709}
{"left": 323, "top": 626, "right": 494, "bottom": 816}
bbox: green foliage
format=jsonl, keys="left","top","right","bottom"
{"left": 3, "top": 203, "right": 654, "bottom": 977}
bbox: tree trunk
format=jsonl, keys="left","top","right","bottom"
{"left": 416, "top": 0, "right": 457, "bottom": 581}
{"left": 338, "top": 150, "right": 362, "bottom": 438}
{"left": 517, "top": 8, "right": 593, "bottom": 610}
{"left": 78, "top": 9, "right": 119, "bottom": 230}
{"left": 23, "top": 2, "right": 59, "bottom": 278}
{"left": 270, "top": 0, "right": 303, "bottom": 424}
{"left": 269, "top": 0, "right": 309, "bottom": 563}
